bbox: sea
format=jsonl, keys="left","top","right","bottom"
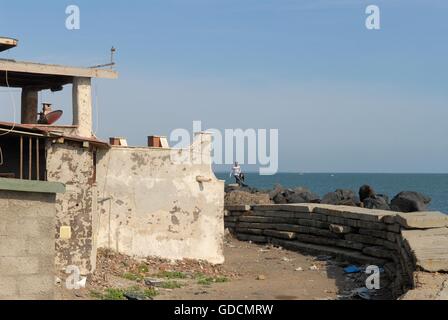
{"left": 215, "top": 173, "right": 448, "bottom": 214}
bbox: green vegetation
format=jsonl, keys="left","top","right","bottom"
{"left": 122, "top": 272, "right": 143, "bottom": 282}
{"left": 138, "top": 263, "right": 149, "bottom": 273}
{"left": 102, "top": 288, "right": 126, "bottom": 300}
{"left": 157, "top": 271, "right": 187, "bottom": 279}
{"left": 89, "top": 286, "right": 158, "bottom": 300}
{"left": 160, "top": 280, "right": 183, "bottom": 289}
{"left": 196, "top": 274, "right": 229, "bottom": 286}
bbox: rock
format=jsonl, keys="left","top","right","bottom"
{"left": 269, "top": 184, "right": 285, "bottom": 200}
{"left": 329, "top": 224, "right": 352, "bottom": 234}
{"left": 144, "top": 278, "right": 165, "bottom": 287}
{"left": 124, "top": 291, "right": 148, "bottom": 301}
{"left": 225, "top": 190, "right": 272, "bottom": 206}
{"left": 286, "top": 187, "right": 321, "bottom": 204}
{"left": 390, "top": 191, "right": 431, "bottom": 213}
{"left": 321, "top": 189, "right": 360, "bottom": 207}
{"left": 256, "top": 275, "right": 266, "bottom": 281}
{"left": 273, "top": 193, "right": 288, "bottom": 204}
{"left": 359, "top": 185, "right": 376, "bottom": 203}
{"left": 363, "top": 195, "right": 391, "bottom": 211}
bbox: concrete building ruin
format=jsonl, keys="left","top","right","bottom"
{"left": 0, "top": 37, "right": 225, "bottom": 290}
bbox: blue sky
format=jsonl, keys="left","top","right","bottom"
{"left": 1, "top": 0, "right": 447, "bottom": 173}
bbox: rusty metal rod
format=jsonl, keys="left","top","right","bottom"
{"left": 36, "top": 138, "right": 40, "bottom": 181}
{"left": 19, "top": 136, "right": 23, "bottom": 179}
{"left": 28, "top": 137, "right": 32, "bottom": 180}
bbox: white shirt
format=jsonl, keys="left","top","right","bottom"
{"left": 230, "top": 165, "right": 242, "bottom": 177}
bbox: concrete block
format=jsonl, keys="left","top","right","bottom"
{"left": 235, "top": 227, "right": 264, "bottom": 236}
{"left": 0, "top": 238, "right": 27, "bottom": 256}
{"left": 225, "top": 205, "right": 251, "bottom": 212}
{"left": 312, "top": 205, "right": 396, "bottom": 223}
{"left": 236, "top": 234, "right": 268, "bottom": 243}
{"left": 17, "top": 275, "right": 54, "bottom": 297}
{"left": 0, "top": 257, "right": 40, "bottom": 276}
{"left": 270, "top": 238, "right": 385, "bottom": 265}
{"left": 0, "top": 276, "right": 17, "bottom": 297}
{"left": 263, "top": 229, "right": 296, "bottom": 240}
{"left": 345, "top": 234, "right": 397, "bottom": 250}
{"left": 296, "top": 225, "right": 340, "bottom": 239}
{"left": 363, "top": 246, "right": 396, "bottom": 259}
{"left": 402, "top": 228, "right": 448, "bottom": 272}
{"left": 298, "top": 219, "right": 330, "bottom": 229}
{"left": 396, "top": 212, "right": 448, "bottom": 229}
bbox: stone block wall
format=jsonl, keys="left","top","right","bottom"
{"left": 225, "top": 204, "right": 448, "bottom": 299}
{"left": 0, "top": 180, "right": 64, "bottom": 300}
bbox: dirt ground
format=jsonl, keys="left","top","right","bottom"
{"left": 55, "top": 235, "right": 392, "bottom": 300}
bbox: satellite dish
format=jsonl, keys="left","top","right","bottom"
{"left": 38, "top": 110, "right": 63, "bottom": 125}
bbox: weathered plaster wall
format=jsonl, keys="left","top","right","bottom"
{"left": 96, "top": 133, "right": 225, "bottom": 264}
{"left": 46, "top": 140, "right": 98, "bottom": 274}
{"left": 0, "top": 186, "right": 61, "bottom": 300}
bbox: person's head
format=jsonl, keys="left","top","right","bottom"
{"left": 234, "top": 162, "right": 239, "bottom": 167}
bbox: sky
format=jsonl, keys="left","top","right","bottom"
{"left": 0, "top": 0, "right": 447, "bottom": 173}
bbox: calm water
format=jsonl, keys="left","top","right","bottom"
{"left": 215, "top": 173, "right": 448, "bottom": 214}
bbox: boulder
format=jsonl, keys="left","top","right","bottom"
{"left": 284, "top": 187, "right": 321, "bottom": 204}
{"left": 363, "top": 195, "right": 391, "bottom": 211}
{"left": 391, "top": 191, "right": 431, "bottom": 213}
{"left": 321, "top": 189, "right": 360, "bottom": 207}
{"left": 359, "top": 185, "right": 376, "bottom": 203}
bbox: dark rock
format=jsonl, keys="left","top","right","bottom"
{"left": 390, "top": 191, "right": 431, "bottom": 213}
{"left": 363, "top": 195, "right": 391, "bottom": 210}
{"left": 286, "top": 187, "right": 321, "bottom": 204}
{"left": 322, "top": 189, "right": 360, "bottom": 206}
{"left": 269, "top": 184, "right": 285, "bottom": 200}
{"left": 359, "top": 185, "right": 376, "bottom": 203}
{"left": 124, "top": 292, "right": 148, "bottom": 300}
{"left": 273, "top": 193, "right": 288, "bottom": 204}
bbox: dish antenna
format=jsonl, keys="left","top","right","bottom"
{"left": 38, "top": 104, "right": 63, "bottom": 125}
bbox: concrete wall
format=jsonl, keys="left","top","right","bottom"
{"left": 225, "top": 204, "right": 448, "bottom": 299}
{"left": 96, "top": 133, "right": 225, "bottom": 264}
{"left": 0, "top": 179, "right": 64, "bottom": 300}
{"left": 46, "top": 140, "right": 98, "bottom": 274}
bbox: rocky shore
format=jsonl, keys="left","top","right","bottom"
{"left": 225, "top": 184, "right": 433, "bottom": 214}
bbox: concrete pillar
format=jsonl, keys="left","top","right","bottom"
{"left": 21, "top": 88, "right": 38, "bottom": 124}
{"left": 72, "top": 77, "right": 92, "bottom": 137}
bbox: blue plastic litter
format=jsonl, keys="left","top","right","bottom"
{"left": 344, "top": 265, "right": 361, "bottom": 274}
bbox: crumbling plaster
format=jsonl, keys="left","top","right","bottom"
{"left": 96, "top": 133, "right": 225, "bottom": 264}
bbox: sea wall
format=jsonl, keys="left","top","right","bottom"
{"left": 225, "top": 204, "right": 448, "bottom": 299}
{"left": 96, "top": 133, "right": 225, "bottom": 264}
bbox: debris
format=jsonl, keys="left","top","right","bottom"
{"left": 352, "top": 287, "right": 372, "bottom": 300}
{"left": 315, "top": 255, "right": 332, "bottom": 261}
{"left": 144, "top": 278, "right": 164, "bottom": 287}
{"left": 344, "top": 265, "right": 361, "bottom": 274}
{"left": 55, "top": 277, "right": 62, "bottom": 285}
{"left": 282, "top": 257, "right": 292, "bottom": 262}
{"left": 309, "top": 265, "right": 319, "bottom": 271}
{"left": 295, "top": 267, "right": 304, "bottom": 272}
{"left": 124, "top": 292, "right": 148, "bottom": 301}
{"left": 256, "top": 275, "right": 267, "bottom": 281}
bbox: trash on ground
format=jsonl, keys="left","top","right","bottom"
{"left": 344, "top": 265, "right": 362, "bottom": 274}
